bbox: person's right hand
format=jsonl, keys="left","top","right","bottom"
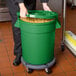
{"left": 42, "top": 3, "right": 51, "bottom": 11}
{"left": 19, "top": 3, "right": 28, "bottom": 17}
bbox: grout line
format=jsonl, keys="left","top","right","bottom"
{"left": 58, "top": 66, "right": 67, "bottom": 76}
{"left": 19, "top": 65, "right": 27, "bottom": 75}
{"left": 35, "top": 70, "right": 42, "bottom": 76}
{"left": 24, "top": 68, "right": 40, "bottom": 76}
{"left": 14, "top": 71, "right": 26, "bottom": 76}
{"left": 24, "top": 68, "right": 28, "bottom": 76}
{"left": 56, "top": 58, "right": 67, "bottom": 76}
{"left": 64, "top": 53, "right": 76, "bottom": 71}
{"left": 62, "top": 53, "right": 76, "bottom": 76}
{"left": 55, "top": 54, "right": 67, "bottom": 76}
{"left": 1, "top": 25, "right": 26, "bottom": 76}
{"left": 64, "top": 70, "right": 76, "bottom": 76}
{"left": 0, "top": 28, "right": 14, "bottom": 76}
{"left": 55, "top": 49, "right": 76, "bottom": 75}
{"left": 53, "top": 72, "right": 66, "bottom": 76}
{"left": 2, "top": 37, "right": 14, "bottom": 76}
{"left": 4, "top": 46, "right": 14, "bottom": 76}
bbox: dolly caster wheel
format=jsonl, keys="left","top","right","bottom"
{"left": 27, "top": 68, "right": 33, "bottom": 73}
{"left": 61, "top": 43, "right": 65, "bottom": 52}
{"left": 53, "top": 61, "right": 56, "bottom": 66}
{"left": 71, "top": 4, "right": 75, "bottom": 9}
{"left": 45, "top": 68, "right": 52, "bottom": 74}
{"left": 71, "top": 6, "right": 74, "bottom": 9}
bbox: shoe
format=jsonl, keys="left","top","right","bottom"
{"left": 13, "top": 55, "right": 21, "bottom": 66}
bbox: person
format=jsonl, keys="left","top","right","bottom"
{"left": 6, "top": 0, "right": 51, "bottom": 66}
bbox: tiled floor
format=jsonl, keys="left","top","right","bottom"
{"left": 0, "top": 6, "right": 76, "bottom": 76}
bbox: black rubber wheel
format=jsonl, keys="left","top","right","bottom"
{"left": 45, "top": 68, "right": 52, "bottom": 74}
{"left": 61, "top": 44, "right": 65, "bottom": 52}
{"left": 71, "top": 4, "right": 76, "bottom": 9}
{"left": 53, "top": 61, "right": 56, "bottom": 66}
{"left": 27, "top": 68, "right": 33, "bottom": 73}
{"left": 71, "top": 6, "right": 75, "bottom": 9}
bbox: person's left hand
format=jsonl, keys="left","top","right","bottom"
{"left": 42, "top": 3, "right": 52, "bottom": 11}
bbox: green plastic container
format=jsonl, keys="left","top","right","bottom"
{"left": 15, "top": 10, "right": 61, "bottom": 65}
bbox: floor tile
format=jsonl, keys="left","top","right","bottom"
{"left": 0, "top": 68, "right": 13, "bottom": 76}
{"left": 65, "top": 71, "right": 76, "bottom": 76}
{"left": 39, "top": 70, "right": 53, "bottom": 76}
{"left": 25, "top": 71, "right": 40, "bottom": 76}
{"left": 14, "top": 72, "right": 26, "bottom": 76}
{"left": 53, "top": 72, "right": 66, "bottom": 76}
{"left": 12, "top": 64, "right": 25, "bottom": 74}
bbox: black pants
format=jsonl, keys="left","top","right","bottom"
{"left": 6, "top": 0, "right": 36, "bottom": 56}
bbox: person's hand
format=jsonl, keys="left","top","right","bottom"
{"left": 19, "top": 3, "right": 28, "bottom": 17}
{"left": 42, "top": 3, "right": 52, "bottom": 11}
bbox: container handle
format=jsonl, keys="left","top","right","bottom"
{"left": 15, "top": 18, "right": 20, "bottom": 28}
{"left": 56, "top": 20, "right": 61, "bottom": 29}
